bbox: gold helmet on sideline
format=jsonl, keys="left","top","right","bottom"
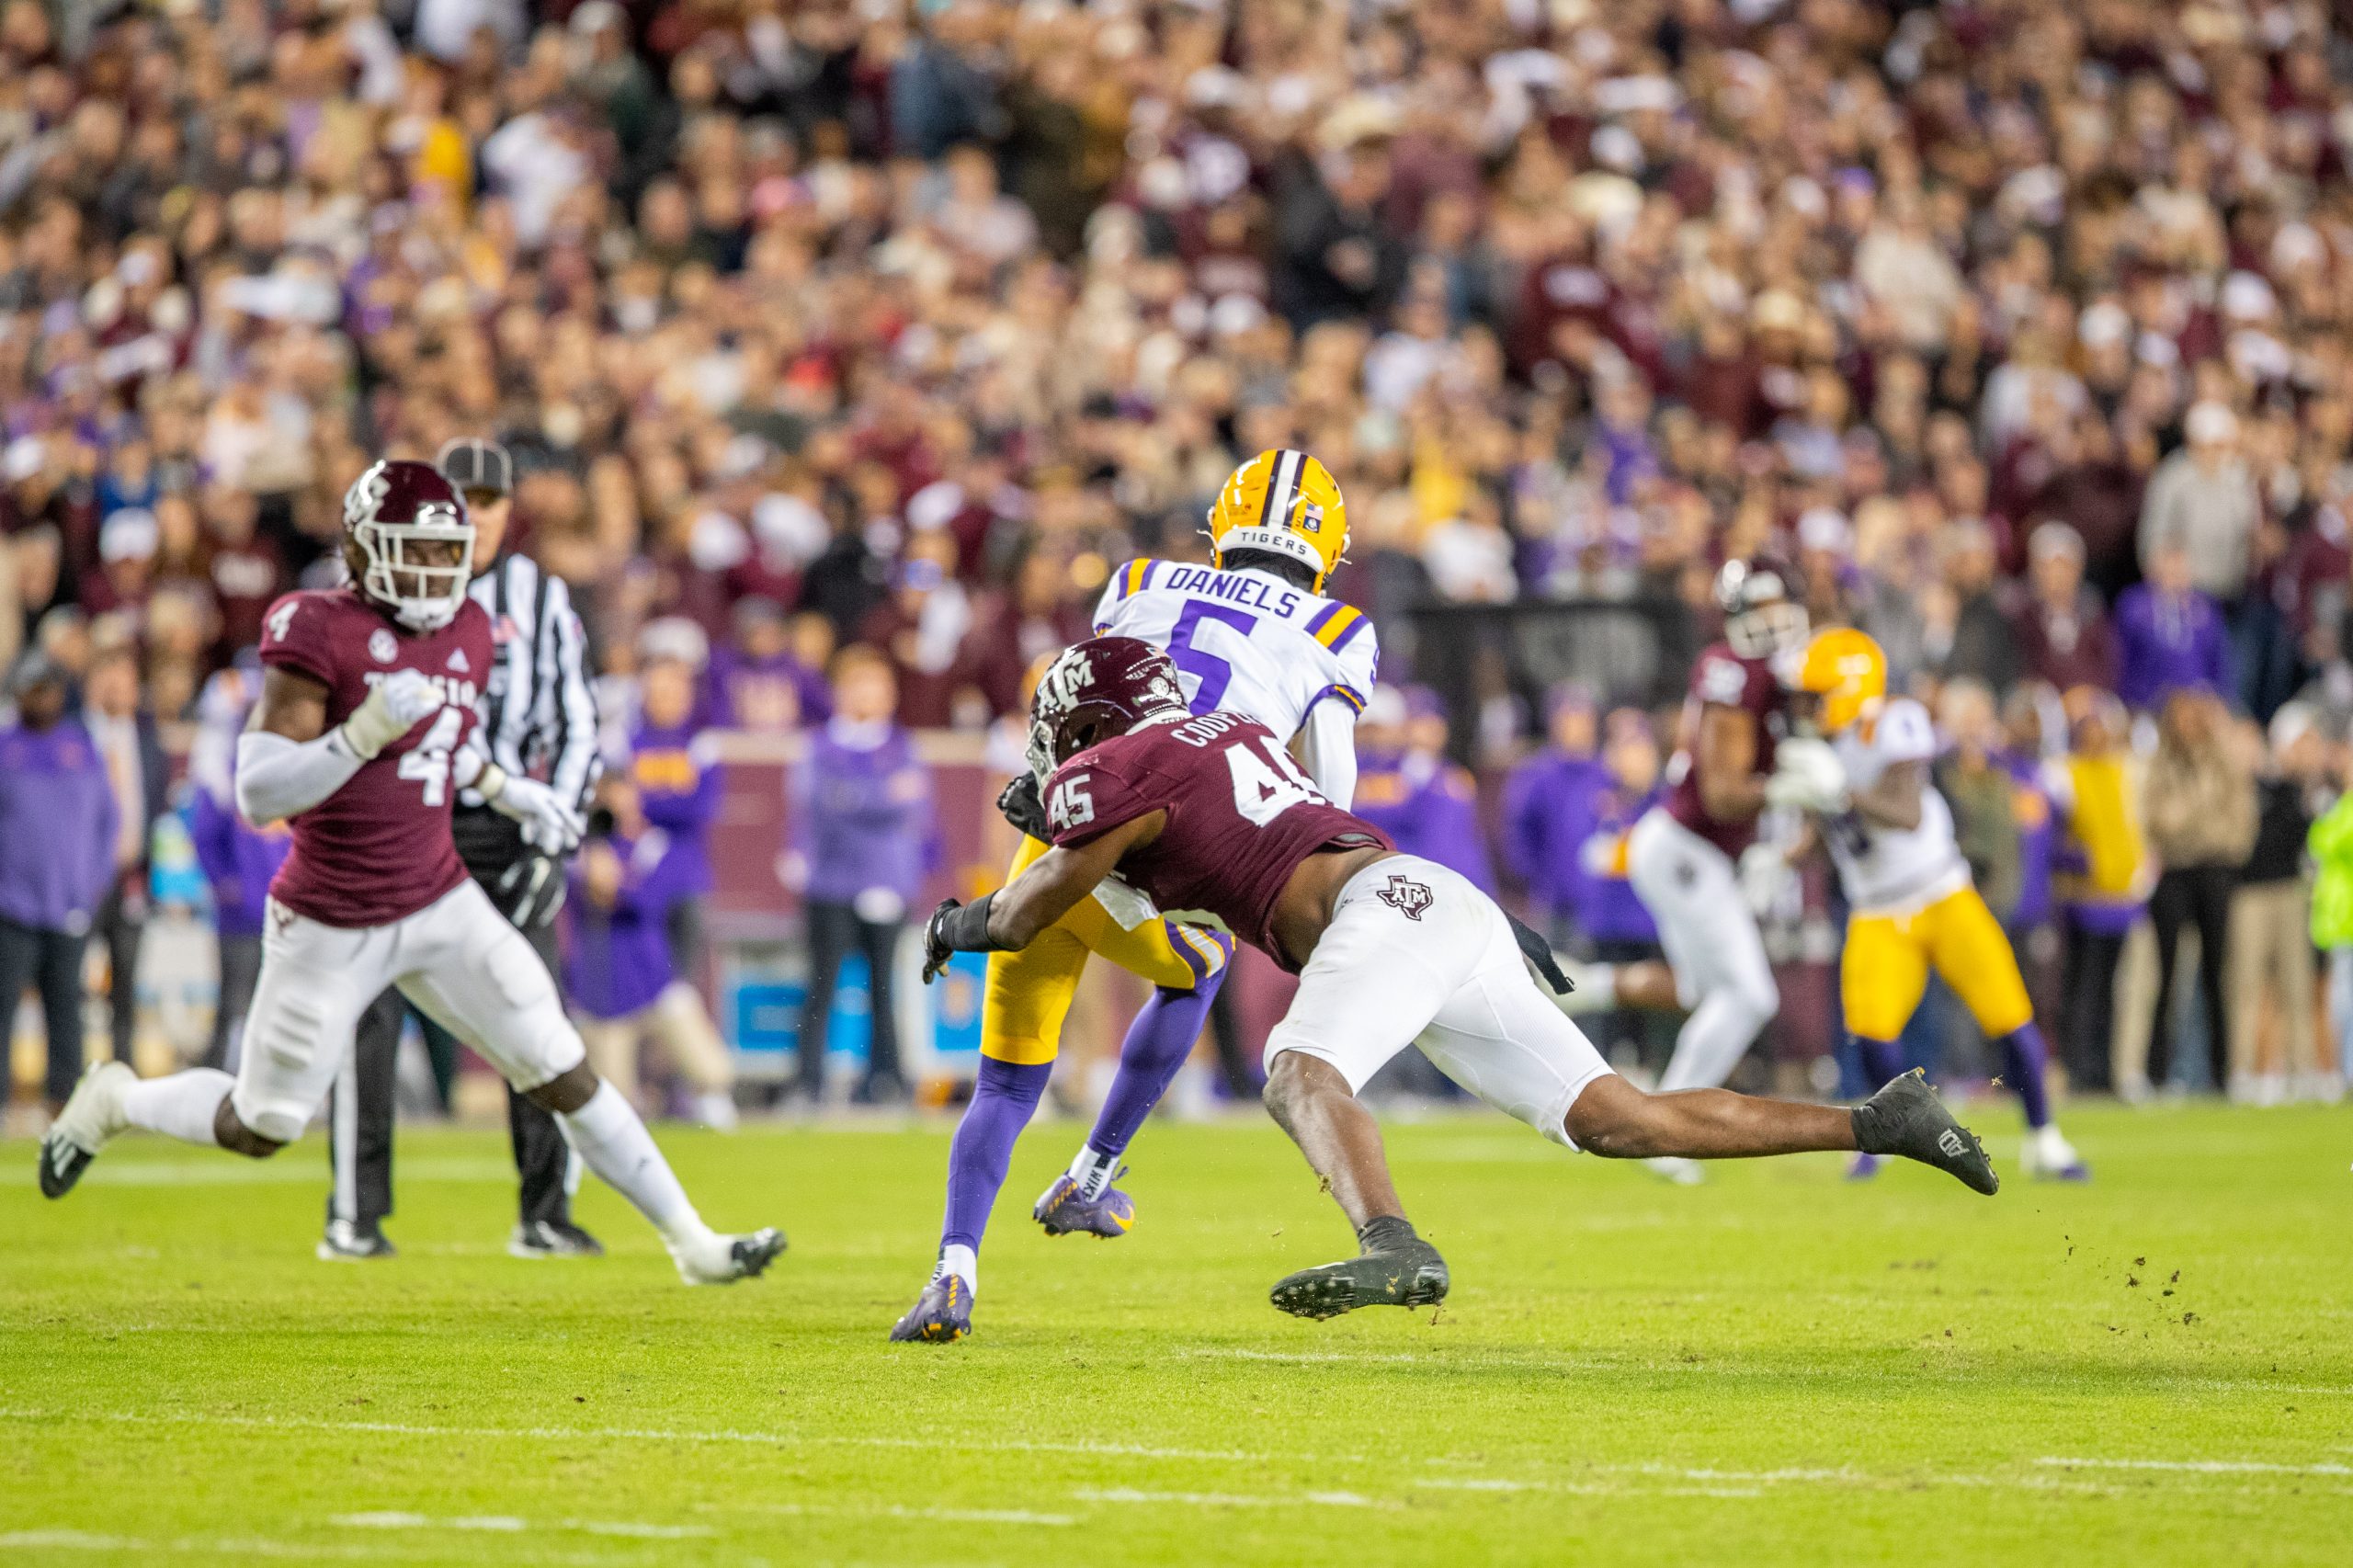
{"left": 1783, "top": 626, "right": 1887, "bottom": 735}
{"left": 1203, "top": 449, "right": 1349, "bottom": 592}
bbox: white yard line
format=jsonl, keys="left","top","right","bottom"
{"left": 726, "top": 1503, "right": 1079, "bottom": 1527}
{"left": 0, "top": 1528, "right": 620, "bottom": 1565}
{"left": 0, "top": 1405, "right": 1313, "bottom": 1466}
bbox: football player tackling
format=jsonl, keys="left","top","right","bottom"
{"left": 39, "top": 462, "right": 784, "bottom": 1284}
{"left": 1781, "top": 630, "right": 2087, "bottom": 1181}
{"left": 893, "top": 451, "right": 1385, "bottom": 1342}
{"left": 921, "top": 638, "right": 1997, "bottom": 1322}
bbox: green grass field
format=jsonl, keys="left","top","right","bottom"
{"left": 2, "top": 1099, "right": 2347, "bottom": 1565}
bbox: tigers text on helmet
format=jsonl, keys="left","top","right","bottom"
{"left": 1203, "top": 449, "right": 1349, "bottom": 591}
{"left": 1715, "top": 556, "right": 1809, "bottom": 660}
{"left": 342, "top": 460, "right": 475, "bottom": 631}
{"left": 1781, "top": 626, "right": 1887, "bottom": 735}
{"left": 1028, "top": 635, "right": 1189, "bottom": 777}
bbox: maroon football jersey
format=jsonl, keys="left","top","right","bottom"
{"left": 1663, "top": 641, "right": 1786, "bottom": 857}
{"left": 1044, "top": 711, "right": 1392, "bottom": 971}
{"left": 256, "top": 587, "right": 491, "bottom": 927}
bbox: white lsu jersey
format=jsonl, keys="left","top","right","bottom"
{"left": 1095, "top": 558, "right": 1378, "bottom": 805}
{"left": 1824, "top": 697, "right": 1971, "bottom": 915}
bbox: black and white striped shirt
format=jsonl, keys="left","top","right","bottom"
{"left": 462, "top": 553, "right": 600, "bottom": 813}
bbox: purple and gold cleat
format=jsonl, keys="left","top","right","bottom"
{"left": 1032, "top": 1172, "right": 1135, "bottom": 1238}
{"left": 889, "top": 1274, "right": 973, "bottom": 1343}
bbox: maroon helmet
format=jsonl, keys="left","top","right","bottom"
{"left": 1027, "top": 635, "right": 1189, "bottom": 775}
{"left": 1714, "top": 552, "right": 1808, "bottom": 659}
{"left": 341, "top": 459, "right": 474, "bottom": 631}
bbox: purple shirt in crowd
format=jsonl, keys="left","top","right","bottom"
{"left": 707, "top": 647, "right": 832, "bottom": 733}
{"left": 790, "top": 718, "right": 936, "bottom": 907}
{"left": 1502, "top": 748, "right": 1657, "bottom": 941}
{"left": 1352, "top": 748, "right": 1497, "bottom": 894}
{"left": 0, "top": 718, "right": 119, "bottom": 933}
{"left": 2113, "top": 584, "right": 2229, "bottom": 710}
{"left": 565, "top": 826, "right": 697, "bottom": 1019}
{"left": 628, "top": 718, "right": 723, "bottom": 897}
{"left": 187, "top": 775, "right": 292, "bottom": 937}
{"left": 1997, "top": 749, "right": 2058, "bottom": 931}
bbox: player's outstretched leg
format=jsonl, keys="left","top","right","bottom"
{"left": 1568, "top": 1068, "right": 1997, "bottom": 1194}
{"left": 1039, "top": 932, "right": 1233, "bottom": 1240}
{"left": 40, "top": 1063, "right": 255, "bottom": 1196}
{"left": 1259, "top": 1053, "right": 1449, "bottom": 1320}
{"left": 530, "top": 1066, "right": 784, "bottom": 1284}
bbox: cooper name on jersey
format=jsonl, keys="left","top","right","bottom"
{"left": 360, "top": 668, "right": 480, "bottom": 710}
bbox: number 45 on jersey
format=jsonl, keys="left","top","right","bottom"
{"left": 1046, "top": 733, "right": 1325, "bottom": 838}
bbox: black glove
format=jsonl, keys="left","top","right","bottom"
{"left": 492, "top": 853, "right": 568, "bottom": 929}
{"left": 922, "top": 892, "right": 1000, "bottom": 983}
{"left": 1506, "top": 910, "right": 1573, "bottom": 996}
{"left": 996, "top": 772, "right": 1050, "bottom": 840}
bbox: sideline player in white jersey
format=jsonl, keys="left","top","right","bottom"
{"left": 38, "top": 460, "right": 787, "bottom": 1282}
{"left": 1781, "top": 630, "right": 2086, "bottom": 1180}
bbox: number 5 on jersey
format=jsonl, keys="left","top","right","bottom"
{"left": 398, "top": 708, "right": 465, "bottom": 805}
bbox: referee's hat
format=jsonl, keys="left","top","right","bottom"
{"left": 435, "top": 437, "right": 513, "bottom": 497}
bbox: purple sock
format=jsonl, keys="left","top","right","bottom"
{"left": 1086, "top": 938, "right": 1233, "bottom": 1159}
{"left": 1856, "top": 1036, "right": 1905, "bottom": 1088}
{"left": 1999, "top": 1021, "right": 2052, "bottom": 1129}
{"left": 941, "top": 1056, "right": 1051, "bottom": 1253}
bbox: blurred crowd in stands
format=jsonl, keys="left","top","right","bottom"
{"left": 9, "top": 0, "right": 2353, "bottom": 1111}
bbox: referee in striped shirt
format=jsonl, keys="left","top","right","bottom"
{"left": 320, "top": 438, "right": 606, "bottom": 1259}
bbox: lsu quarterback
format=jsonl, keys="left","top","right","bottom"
{"left": 1782, "top": 629, "right": 2088, "bottom": 1181}
{"left": 892, "top": 449, "right": 1562, "bottom": 1342}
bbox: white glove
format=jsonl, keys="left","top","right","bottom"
{"left": 481, "top": 767, "right": 585, "bottom": 852}
{"left": 1765, "top": 735, "right": 1848, "bottom": 815}
{"left": 1738, "top": 842, "right": 1794, "bottom": 916}
{"left": 339, "top": 668, "right": 443, "bottom": 759}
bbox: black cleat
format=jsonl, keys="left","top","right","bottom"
{"left": 509, "top": 1219, "right": 606, "bottom": 1259}
{"left": 1269, "top": 1237, "right": 1450, "bottom": 1321}
{"left": 1851, "top": 1069, "right": 1999, "bottom": 1195}
{"left": 318, "top": 1220, "right": 397, "bottom": 1261}
{"left": 39, "top": 1061, "right": 132, "bottom": 1199}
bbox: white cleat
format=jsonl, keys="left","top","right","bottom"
{"left": 2019, "top": 1125, "right": 2091, "bottom": 1182}
{"left": 1644, "top": 1155, "right": 1705, "bottom": 1187}
{"left": 670, "top": 1226, "right": 787, "bottom": 1285}
{"left": 692, "top": 1091, "right": 740, "bottom": 1132}
{"left": 38, "top": 1061, "right": 135, "bottom": 1199}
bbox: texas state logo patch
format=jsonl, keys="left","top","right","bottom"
{"left": 1376, "top": 874, "right": 1434, "bottom": 921}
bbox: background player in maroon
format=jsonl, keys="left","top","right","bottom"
{"left": 1554, "top": 558, "right": 1849, "bottom": 1182}
{"left": 38, "top": 461, "right": 782, "bottom": 1286}
{"left": 905, "top": 638, "right": 1995, "bottom": 1329}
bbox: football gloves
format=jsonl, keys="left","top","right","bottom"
{"left": 996, "top": 772, "right": 1051, "bottom": 840}
{"left": 1764, "top": 735, "right": 1848, "bottom": 815}
{"left": 339, "top": 667, "right": 442, "bottom": 758}
{"left": 492, "top": 853, "right": 569, "bottom": 928}
{"left": 922, "top": 893, "right": 1001, "bottom": 983}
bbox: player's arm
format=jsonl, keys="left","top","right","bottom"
{"left": 1693, "top": 703, "right": 1770, "bottom": 821}
{"left": 922, "top": 810, "right": 1165, "bottom": 978}
{"left": 1291, "top": 698, "right": 1359, "bottom": 808}
{"left": 1848, "top": 757, "right": 1927, "bottom": 832}
{"left": 233, "top": 665, "right": 437, "bottom": 826}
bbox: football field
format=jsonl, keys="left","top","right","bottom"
{"left": 2, "top": 1100, "right": 2347, "bottom": 1566}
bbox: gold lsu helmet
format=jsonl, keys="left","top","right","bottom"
{"left": 1204, "top": 449, "right": 1349, "bottom": 592}
{"left": 1782, "top": 626, "right": 1887, "bottom": 735}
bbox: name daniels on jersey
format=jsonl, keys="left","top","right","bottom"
{"left": 1152, "top": 565, "right": 1303, "bottom": 619}
{"left": 360, "top": 669, "right": 481, "bottom": 709}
